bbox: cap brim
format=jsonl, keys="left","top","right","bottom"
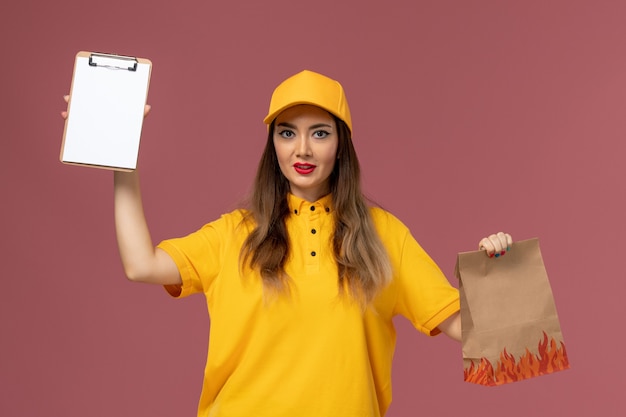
{"left": 264, "top": 101, "right": 341, "bottom": 126}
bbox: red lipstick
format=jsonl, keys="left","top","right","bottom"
{"left": 293, "top": 163, "right": 316, "bottom": 175}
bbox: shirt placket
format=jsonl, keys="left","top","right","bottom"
{"left": 305, "top": 202, "right": 322, "bottom": 272}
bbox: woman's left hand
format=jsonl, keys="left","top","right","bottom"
{"left": 478, "top": 232, "right": 513, "bottom": 258}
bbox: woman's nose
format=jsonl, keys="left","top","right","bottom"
{"left": 295, "top": 137, "right": 311, "bottom": 157}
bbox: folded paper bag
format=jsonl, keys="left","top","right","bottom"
{"left": 454, "top": 238, "right": 570, "bottom": 386}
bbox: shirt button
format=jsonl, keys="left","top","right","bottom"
{"left": 325, "top": 207, "right": 330, "bottom": 212}
{"left": 310, "top": 206, "right": 316, "bottom": 211}
{"left": 311, "top": 251, "right": 316, "bottom": 257}
{"left": 294, "top": 209, "right": 298, "bottom": 214}
{"left": 311, "top": 229, "right": 316, "bottom": 234}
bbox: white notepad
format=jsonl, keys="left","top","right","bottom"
{"left": 60, "top": 51, "right": 152, "bottom": 171}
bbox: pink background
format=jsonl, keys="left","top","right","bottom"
{"left": 2, "top": 0, "right": 625, "bottom": 416}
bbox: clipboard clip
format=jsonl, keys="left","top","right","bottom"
{"left": 89, "top": 53, "right": 138, "bottom": 72}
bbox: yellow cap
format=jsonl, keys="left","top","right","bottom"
{"left": 263, "top": 70, "right": 353, "bottom": 133}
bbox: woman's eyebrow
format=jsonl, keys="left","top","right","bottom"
{"left": 276, "top": 122, "right": 333, "bottom": 130}
{"left": 309, "top": 123, "right": 333, "bottom": 130}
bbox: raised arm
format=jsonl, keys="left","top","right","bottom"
{"left": 113, "top": 170, "right": 181, "bottom": 285}
{"left": 62, "top": 96, "right": 180, "bottom": 285}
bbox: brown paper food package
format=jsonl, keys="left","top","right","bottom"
{"left": 455, "top": 238, "right": 570, "bottom": 386}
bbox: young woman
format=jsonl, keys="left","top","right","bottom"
{"left": 63, "top": 70, "right": 512, "bottom": 417}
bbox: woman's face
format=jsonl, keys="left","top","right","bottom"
{"left": 273, "top": 104, "right": 338, "bottom": 202}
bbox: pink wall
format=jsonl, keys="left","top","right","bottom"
{"left": 2, "top": 0, "right": 625, "bottom": 415}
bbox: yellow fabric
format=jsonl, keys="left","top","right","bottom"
{"left": 157, "top": 194, "right": 459, "bottom": 417}
{"left": 263, "top": 70, "right": 353, "bottom": 132}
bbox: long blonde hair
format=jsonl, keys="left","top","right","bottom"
{"left": 241, "top": 117, "right": 392, "bottom": 305}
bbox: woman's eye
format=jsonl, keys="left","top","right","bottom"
{"left": 279, "top": 130, "right": 295, "bottom": 138}
{"left": 313, "top": 130, "right": 329, "bottom": 139}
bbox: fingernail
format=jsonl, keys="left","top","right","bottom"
{"left": 494, "top": 253, "right": 500, "bottom": 258}
{"left": 501, "top": 251, "right": 506, "bottom": 256}
{"left": 489, "top": 253, "right": 495, "bottom": 258}
{"left": 507, "top": 246, "right": 511, "bottom": 251}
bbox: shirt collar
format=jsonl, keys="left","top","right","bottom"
{"left": 287, "top": 193, "right": 333, "bottom": 216}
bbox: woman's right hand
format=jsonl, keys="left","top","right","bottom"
{"left": 59, "top": 95, "right": 175, "bottom": 285}
{"left": 60, "top": 95, "right": 152, "bottom": 119}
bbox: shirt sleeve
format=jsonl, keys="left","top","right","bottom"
{"left": 394, "top": 230, "right": 460, "bottom": 335}
{"left": 374, "top": 209, "right": 460, "bottom": 336}
{"left": 157, "top": 213, "right": 239, "bottom": 298}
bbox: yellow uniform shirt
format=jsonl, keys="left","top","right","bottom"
{"left": 158, "top": 194, "right": 459, "bottom": 417}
